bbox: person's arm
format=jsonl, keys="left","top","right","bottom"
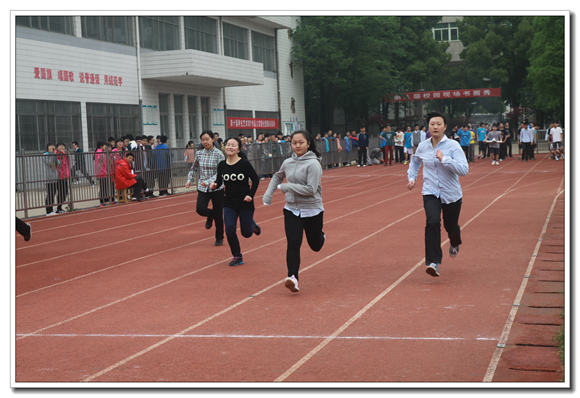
{"left": 263, "top": 162, "right": 286, "bottom": 205}
{"left": 280, "top": 161, "right": 322, "bottom": 197}
{"left": 245, "top": 160, "right": 260, "bottom": 200}
{"left": 440, "top": 143, "right": 469, "bottom": 177}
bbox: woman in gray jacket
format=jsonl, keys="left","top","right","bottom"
{"left": 263, "top": 130, "right": 325, "bottom": 293}
{"left": 43, "top": 143, "right": 60, "bottom": 216}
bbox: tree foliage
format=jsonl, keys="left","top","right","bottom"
{"left": 527, "top": 16, "right": 565, "bottom": 115}
{"left": 291, "top": 16, "right": 450, "bottom": 132}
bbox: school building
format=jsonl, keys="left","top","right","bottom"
{"left": 14, "top": 15, "right": 306, "bottom": 153}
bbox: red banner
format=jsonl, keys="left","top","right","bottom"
{"left": 386, "top": 88, "right": 501, "bottom": 102}
{"left": 227, "top": 117, "right": 279, "bottom": 129}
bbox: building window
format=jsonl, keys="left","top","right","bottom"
{"left": 86, "top": 103, "right": 140, "bottom": 150}
{"left": 81, "top": 16, "right": 134, "bottom": 46}
{"left": 16, "top": 99, "right": 82, "bottom": 153}
{"left": 174, "top": 95, "right": 184, "bottom": 140}
{"left": 433, "top": 23, "right": 459, "bottom": 42}
{"left": 251, "top": 31, "right": 276, "bottom": 72}
{"left": 159, "top": 94, "right": 169, "bottom": 135}
{"left": 139, "top": 16, "right": 179, "bottom": 51}
{"left": 184, "top": 16, "right": 217, "bottom": 54}
{"left": 223, "top": 22, "right": 248, "bottom": 60}
{"left": 188, "top": 96, "right": 198, "bottom": 139}
{"left": 201, "top": 97, "right": 211, "bottom": 131}
{"left": 16, "top": 16, "right": 74, "bottom": 36}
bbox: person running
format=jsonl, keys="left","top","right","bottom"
{"left": 407, "top": 111, "right": 469, "bottom": 277}
{"left": 209, "top": 137, "right": 261, "bottom": 267}
{"left": 186, "top": 130, "right": 226, "bottom": 246}
{"left": 263, "top": 130, "right": 325, "bottom": 293}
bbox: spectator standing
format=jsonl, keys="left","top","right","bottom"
{"left": 519, "top": 122, "right": 534, "bottom": 162}
{"left": 504, "top": 122, "right": 513, "bottom": 158}
{"left": 43, "top": 143, "right": 59, "bottom": 216}
{"left": 394, "top": 128, "right": 404, "bottom": 164}
{"left": 357, "top": 127, "right": 369, "bottom": 167}
{"left": 550, "top": 120, "right": 564, "bottom": 160}
{"left": 380, "top": 125, "right": 395, "bottom": 166}
{"left": 403, "top": 126, "right": 413, "bottom": 165}
{"left": 457, "top": 125, "right": 471, "bottom": 161}
{"left": 210, "top": 137, "right": 261, "bottom": 266}
{"left": 154, "top": 135, "right": 172, "bottom": 196}
{"left": 499, "top": 123, "right": 510, "bottom": 161}
{"left": 477, "top": 123, "right": 487, "bottom": 159}
{"left": 70, "top": 141, "right": 94, "bottom": 185}
{"left": 184, "top": 141, "right": 196, "bottom": 165}
{"left": 186, "top": 130, "right": 226, "bottom": 246}
{"left": 55, "top": 143, "right": 70, "bottom": 214}
{"left": 94, "top": 141, "right": 113, "bottom": 206}
{"left": 469, "top": 127, "right": 476, "bottom": 162}
{"left": 412, "top": 124, "right": 421, "bottom": 154}
{"left": 529, "top": 122, "right": 537, "bottom": 160}
{"left": 407, "top": 111, "right": 469, "bottom": 277}
{"left": 487, "top": 124, "right": 503, "bottom": 165}
{"left": 263, "top": 131, "right": 325, "bottom": 293}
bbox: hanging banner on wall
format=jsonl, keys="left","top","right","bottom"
{"left": 227, "top": 117, "right": 279, "bottom": 129}
{"left": 386, "top": 88, "right": 501, "bottom": 102}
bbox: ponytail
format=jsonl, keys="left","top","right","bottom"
{"left": 291, "top": 130, "right": 321, "bottom": 158}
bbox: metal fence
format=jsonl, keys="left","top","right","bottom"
{"left": 15, "top": 135, "right": 558, "bottom": 218}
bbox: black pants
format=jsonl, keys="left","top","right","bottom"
{"left": 224, "top": 206, "right": 255, "bottom": 258}
{"left": 423, "top": 195, "right": 462, "bottom": 265}
{"left": 157, "top": 170, "right": 171, "bottom": 195}
{"left": 56, "top": 180, "right": 69, "bottom": 211}
{"left": 196, "top": 189, "right": 225, "bottom": 240}
{"left": 395, "top": 146, "right": 404, "bottom": 163}
{"left": 358, "top": 147, "right": 368, "bottom": 166}
{"left": 461, "top": 145, "right": 469, "bottom": 161}
{"left": 521, "top": 142, "right": 531, "bottom": 161}
{"left": 499, "top": 142, "right": 507, "bottom": 160}
{"left": 129, "top": 175, "right": 148, "bottom": 200}
{"left": 98, "top": 178, "right": 111, "bottom": 204}
{"left": 45, "top": 181, "right": 58, "bottom": 214}
{"left": 506, "top": 138, "right": 513, "bottom": 157}
{"left": 16, "top": 217, "right": 30, "bottom": 237}
{"left": 284, "top": 209, "right": 325, "bottom": 280}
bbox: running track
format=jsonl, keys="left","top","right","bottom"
{"left": 13, "top": 154, "right": 566, "bottom": 385}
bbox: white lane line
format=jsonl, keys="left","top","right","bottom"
{"left": 17, "top": 333, "right": 498, "bottom": 341}
{"left": 483, "top": 184, "right": 564, "bottom": 383}
{"left": 274, "top": 158, "right": 555, "bottom": 382}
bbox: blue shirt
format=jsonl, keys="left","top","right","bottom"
{"left": 407, "top": 135, "right": 469, "bottom": 204}
{"left": 458, "top": 129, "right": 471, "bottom": 146}
{"left": 404, "top": 132, "right": 413, "bottom": 148}
{"left": 477, "top": 127, "right": 487, "bottom": 142}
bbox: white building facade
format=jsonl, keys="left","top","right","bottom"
{"left": 15, "top": 15, "right": 306, "bottom": 153}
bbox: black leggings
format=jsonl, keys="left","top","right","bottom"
{"left": 196, "top": 189, "right": 225, "bottom": 240}
{"left": 423, "top": 195, "right": 462, "bottom": 265}
{"left": 284, "top": 209, "right": 325, "bottom": 280}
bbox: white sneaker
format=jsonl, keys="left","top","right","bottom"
{"left": 284, "top": 275, "right": 299, "bottom": 292}
{"left": 357, "top": 165, "right": 361, "bottom": 167}
{"left": 46, "top": 212, "right": 57, "bottom": 216}
{"left": 555, "top": 156, "right": 559, "bottom": 161}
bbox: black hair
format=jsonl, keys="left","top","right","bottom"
{"left": 108, "top": 137, "right": 115, "bottom": 142}
{"left": 160, "top": 135, "right": 168, "bottom": 144}
{"left": 125, "top": 152, "right": 134, "bottom": 158}
{"left": 96, "top": 141, "right": 106, "bottom": 151}
{"left": 46, "top": 142, "right": 55, "bottom": 151}
{"left": 56, "top": 142, "right": 65, "bottom": 148}
{"left": 186, "top": 140, "right": 194, "bottom": 148}
{"left": 426, "top": 111, "right": 447, "bottom": 126}
{"left": 72, "top": 141, "right": 79, "bottom": 146}
{"left": 291, "top": 130, "right": 321, "bottom": 158}
{"left": 225, "top": 137, "right": 247, "bottom": 159}
{"left": 126, "top": 134, "right": 134, "bottom": 140}
{"left": 200, "top": 130, "right": 213, "bottom": 140}
{"left": 116, "top": 138, "right": 124, "bottom": 145}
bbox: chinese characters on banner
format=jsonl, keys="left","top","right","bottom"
{"left": 386, "top": 88, "right": 501, "bottom": 102}
{"left": 227, "top": 117, "right": 279, "bottom": 130}
{"left": 34, "top": 67, "right": 123, "bottom": 86}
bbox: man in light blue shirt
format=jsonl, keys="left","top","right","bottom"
{"left": 407, "top": 111, "right": 469, "bottom": 277}
{"left": 519, "top": 121, "right": 534, "bottom": 162}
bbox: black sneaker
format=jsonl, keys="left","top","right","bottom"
{"left": 253, "top": 222, "right": 261, "bottom": 236}
{"left": 426, "top": 263, "right": 440, "bottom": 277}
{"left": 449, "top": 245, "right": 459, "bottom": 258}
{"left": 229, "top": 257, "right": 244, "bottom": 266}
{"left": 24, "top": 223, "right": 31, "bottom": 242}
{"left": 205, "top": 216, "right": 213, "bottom": 230}
{"left": 215, "top": 239, "right": 223, "bottom": 246}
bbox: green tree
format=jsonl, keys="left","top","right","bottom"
{"left": 527, "top": 16, "right": 565, "bottom": 121}
{"left": 291, "top": 16, "right": 449, "bottom": 132}
{"left": 457, "top": 16, "right": 535, "bottom": 112}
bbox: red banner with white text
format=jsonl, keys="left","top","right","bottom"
{"left": 227, "top": 117, "right": 279, "bottom": 129}
{"left": 386, "top": 87, "right": 501, "bottom": 102}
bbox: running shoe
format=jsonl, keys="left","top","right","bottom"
{"left": 284, "top": 275, "right": 299, "bottom": 292}
{"left": 206, "top": 215, "right": 214, "bottom": 230}
{"left": 56, "top": 209, "right": 65, "bottom": 214}
{"left": 46, "top": 212, "right": 57, "bottom": 216}
{"left": 426, "top": 263, "right": 440, "bottom": 277}
{"left": 100, "top": 203, "right": 108, "bottom": 207}
{"left": 215, "top": 239, "right": 223, "bottom": 246}
{"left": 229, "top": 257, "right": 244, "bottom": 266}
{"left": 449, "top": 245, "right": 459, "bottom": 258}
{"left": 253, "top": 222, "right": 261, "bottom": 236}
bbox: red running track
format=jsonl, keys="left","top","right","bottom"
{"left": 13, "top": 154, "right": 566, "bottom": 386}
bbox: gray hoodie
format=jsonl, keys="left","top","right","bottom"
{"left": 263, "top": 150, "right": 323, "bottom": 209}
{"left": 43, "top": 151, "right": 60, "bottom": 182}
